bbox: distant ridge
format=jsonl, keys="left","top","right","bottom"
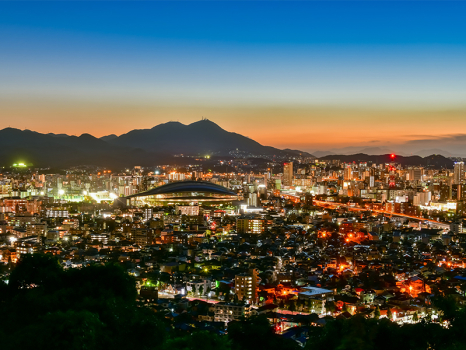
{"left": 319, "top": 153, "right": 455, "bottom": 168}
{"left": 0, "top": 120, "right": 313, "bottom": 167}
{"left": 106, "top": 119, "right": 314, "bottom": 158}
{"left": 100, "top": 134, "right": 118, "bottom": 142}
{"left": 1, "top": 120, "right": 456, "bottom": 168}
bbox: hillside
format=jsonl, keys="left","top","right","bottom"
{"left": 0, "top": 120, "right": 313, "bottom": 167}
{"left": 319, "top": 153, "right": 454, "bottom": 168}
{"left": 108, "top": 119, "right": 312, "bottom": 157}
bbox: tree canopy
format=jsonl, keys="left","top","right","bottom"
{"left": 4, "top": 254, "right": 466, "bottom": 350}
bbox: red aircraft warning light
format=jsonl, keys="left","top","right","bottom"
{"left": 390, "top": 154, "right": 396, "bottom": 159}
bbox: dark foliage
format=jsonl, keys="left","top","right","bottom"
{"left": 1, "top": 254, "right": 166, "bottom": 350}
{"left": 4, "top": 254, "right": 466, "bottom": 350}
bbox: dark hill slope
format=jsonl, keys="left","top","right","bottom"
{"left": 319, "top": 153, "right": 454, "bottom": 168}
{"left": 109, "top": 119, "right": 310, "bottom": 157}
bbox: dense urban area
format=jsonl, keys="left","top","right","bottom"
{"left": 2, "top": 154, "right": 466, "bottom": 349}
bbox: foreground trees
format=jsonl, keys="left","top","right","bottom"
{"left": 306, "top": 303, "right": 466, "bottom": 350}
{"left": 3, "top": 255, "right": 466, "bottom": 350}
{"left": 1, "top": 254, "right": 166, "bottom": 350}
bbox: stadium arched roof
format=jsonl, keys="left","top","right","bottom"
{"left": 125, "top": 180, "right": 237, "bottom": 199}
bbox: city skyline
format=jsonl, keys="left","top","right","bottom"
{"left": 1, "top": 1, "right": 466, "bottom": 154}
{"left": 3, "top": 2, "right": 466, "bottom": 346}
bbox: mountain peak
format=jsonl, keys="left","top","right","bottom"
{"left": 151, "top": 121, "right": 183, "bottom": 130}
{"left": 189, "top": 119, "right": 223, "bottom": 130}
{"left": 79, "top": 133, "right": 97, "bottom": 139}
{"left": 100, "top": 134, "right": 118, "bottom": 142}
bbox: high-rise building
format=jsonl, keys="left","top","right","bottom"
{"left": 169, "top": 172, "right": 185, "bottom": 181}
{"left": 344, "top": 165, "right": 353, "bottom": 181}
{"left": 457, "top": 200, "right": 466, "bottom": 217}
{"left": 458, "top": 184, "right": 466, "bottom": 200}
{"left": 234, "top": 268, "right": 259, "bottom": 302}
{"left": 439, "top": 182, "right": 451, "bottom": 201}
{"left": 408, "top": 167, "right": 423, "bottom": 182}
{"left": 413, "top": 191, "right": 431, "bottom": 206}
{"left": 236, "top": 218, "right": 265, "bottom": 234}
{"left": 283, "top": 162, "right": 293, "bottom": 186}
{"left": 263, "top": 173, "right": 268, "bottom": 188}
{"left": 454, "top": 162, "right": 464, "bottom": 185}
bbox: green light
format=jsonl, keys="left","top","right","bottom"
{"left": 145, "top": 280, "right": 155, "bottom": 287}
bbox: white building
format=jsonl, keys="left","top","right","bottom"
{"left": 214, "top": 302, "right": 251, "bottom": 323}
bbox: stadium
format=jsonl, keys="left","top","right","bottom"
{"left": 114, "top": 180, "right": 238, "bottom": 207}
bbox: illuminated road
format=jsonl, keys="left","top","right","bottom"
{"left": 158, "top": 291, "right": 220, "bottom": 303}
{"left": 313, "top": 200, "right": 450, "bottom": 229}
{"left": 187, "top": 297, "right": 219, "bottom": 304}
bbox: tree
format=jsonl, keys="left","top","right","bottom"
{"left": 387, "top": 308, "right": 393, "bottom": 320}
{"left": 1, "top": 254, "right": 166, "bottom": 350}
{"left": 199, "top": 285, "right": 204, "bottom": 296}
{"left": 307, "top": 299, "right": 313, "bottom": 312}
{"left": 325, "top": 301, "right": 336, "bottom": 314}
{"left": 258, "top": 290, "right": 268, "bottom": 304}
{"left": 289, "top": 300, "right": 296, "bottom": 314}
{"left": 228, "top": 315, "right": 299, "bottom": 350}
{"left": 432, "top": 295, "right": 458, "bottom": 322}
{"left": 6, "top": 310, "right": 104, "bottom": 350}
{"left": 164, "top": 331, "right": 231, "bottom": 350}
{"left": 413, "top": 312, "right": 419, "bottom": 323}
{"left": 342, "top": 303, "right": 349, "bottom": 313}
{"left": 374, "top": 306, "right": 381, "bottom": 319}
{"left": 8, "top": 254, "right": 63, "bottom": 291}
{"left": 192, "top": 284, "right": 197, "bottom": 296}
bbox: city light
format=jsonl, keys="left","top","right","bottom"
{"left": 1, "top": 3, "right": 463, "bottom": 348}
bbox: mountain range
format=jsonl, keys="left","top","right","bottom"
{"left": 319, "top": 153, "right": 455, "bottom": 168}
{"left": 101, "top": 120, "right": 311, "bottom": 157}
{"left": 0, "top": 119, "right": 458, "bottom": 168}
{"left": 0, "top": 120, "right": 311, "bottom": 168}
{"left": 311, "top": 146, "right": 463, "bottom": 158}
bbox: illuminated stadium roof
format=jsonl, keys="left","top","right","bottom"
{"left": 119, "top": 181, "right": 238, "bottom": 204}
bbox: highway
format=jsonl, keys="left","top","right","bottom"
{"left": 312, "top": 199, "right": 451, "bottom": 230}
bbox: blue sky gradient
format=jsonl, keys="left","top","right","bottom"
{"left": 1, "top": 1, "right": 465, "bottom": 151}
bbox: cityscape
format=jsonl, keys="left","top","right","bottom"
{"left": 1, "top": 1, "right": 466, "bottom": 350}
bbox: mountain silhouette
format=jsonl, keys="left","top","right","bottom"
{"left": 319, "top": 153, "right": 455, "bottom": 168}
{"left": 0, "top": 121, "right": 456, "bottom": 168}
{"left": 0, "top": 120, "right": 312, "bottom": 167}
{"left": 107, "top": 119, "right": 302, "bottom": 156}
